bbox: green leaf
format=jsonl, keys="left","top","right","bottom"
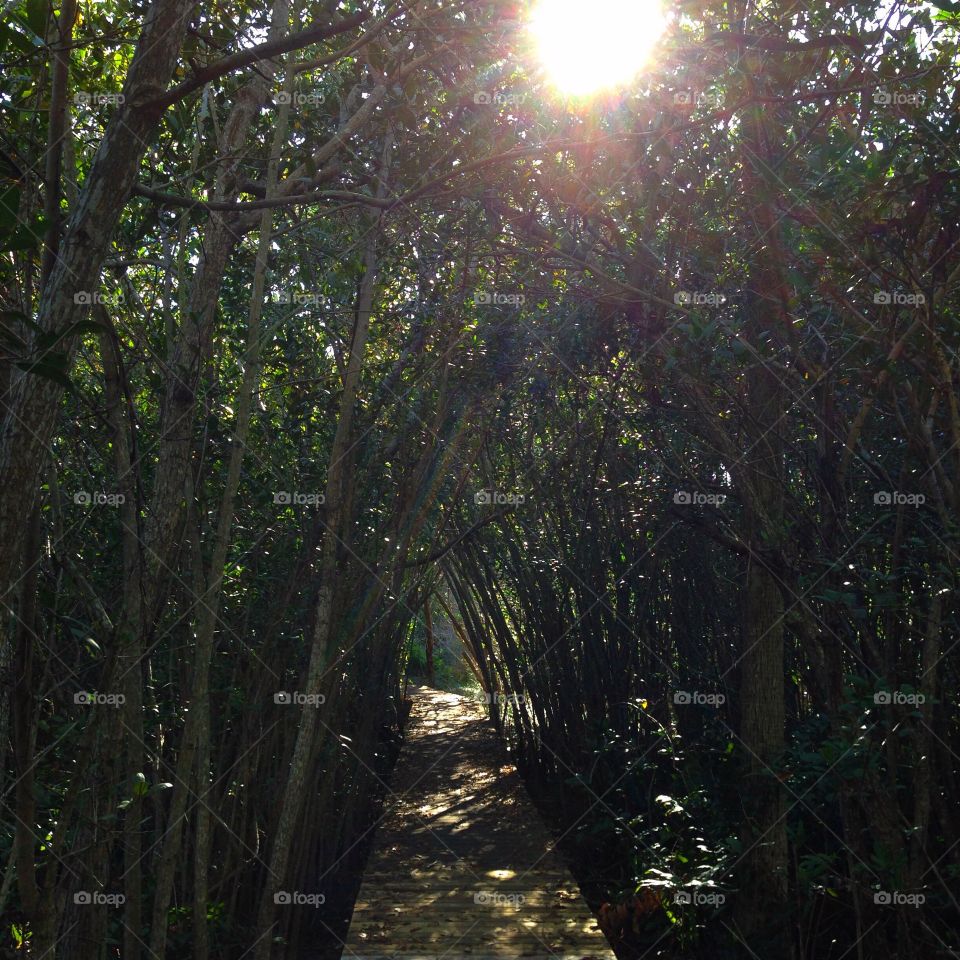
{"left": 0, "top": 186, "right": 21, "bottom": 234}
{"left": 0, "top": 23, "right": 20, "bottom": 54}
{"left": 6, "top": 217, "right": 46, "bottom": 251}
{"left": 23, "top": 0, "right": 46, "bottom": 37}
{"left": 15, "top": 351, "right": 74, "bottom": 391}
{"left": 133, "top": 772, "right": 149, "bottom": 798}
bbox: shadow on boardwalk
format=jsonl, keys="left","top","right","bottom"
{"left": 342, "top": 685, "right": 616, "bottom": 960}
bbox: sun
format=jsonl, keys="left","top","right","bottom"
{"left": 530, "top": 0, "right": 668, "bottom": 96}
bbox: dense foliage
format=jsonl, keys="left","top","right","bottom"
{"left": 1, "top": 0, "right": 958, "bottom": 958}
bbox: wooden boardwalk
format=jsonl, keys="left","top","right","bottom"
{"left": 342, "top": 686, "right": 616, "bottom": 960}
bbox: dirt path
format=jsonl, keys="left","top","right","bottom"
{"left": 341, "top": 685, "right": 616, "bottom": 960}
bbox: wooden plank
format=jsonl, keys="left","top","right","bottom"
{"left": 341, "top": 686, "right": 616, "bottom": 960}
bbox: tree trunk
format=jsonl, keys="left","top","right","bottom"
{"left": 147, "top": 27, "right": 291, "bottom": 953}
{"left": 731, "top": 77, "right": 794, "bottom": 959}
{"left": 0, "top": 0, "right": 195, "bottom": 656}
{"left": 424, "top": 596, "right": 436, "bottom": 685}
{"left": 253, "top": 132, "right": 393, "bottom": 960}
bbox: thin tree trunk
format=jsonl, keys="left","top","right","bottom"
{"left": 0, "top": 0, "right": 195, "bottom": 654}
{"left": 41, "top": 0, "right": 77, "bottom": 284}
{"left": 99, "top": 314, "right": 146, "bottom": 960}
{"left": 193, "top": 26, "right": 291, "bottom": 956}
{"left": 12, "top": 508, "right": 42, "bottom": 918}
{"left": 424, "top": 596, "right": 435, "bottom": 685}
{"left": 252, "top": 131, "right": 393, "bottom": 960}
{"left": 147, "top": 26, "right": 291, "bottom": 953}
{"left": 731, "top": 68, "right": 794, "bottom": 958}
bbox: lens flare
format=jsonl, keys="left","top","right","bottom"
{"left": 530, "top": 0, "right": 668, "bottom": 96}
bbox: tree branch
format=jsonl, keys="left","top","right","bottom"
{"left": 404, "top": 510, "right": 511, "bottom": 568}
{"left": 147, "top": 9, "right": 370, "bottom": 109}
{"left": 706, "top": 30, "right": 873, "bottom": 52}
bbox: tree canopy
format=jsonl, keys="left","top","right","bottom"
{"left": 1, "top": 0, "right": 959, "bottom": 957}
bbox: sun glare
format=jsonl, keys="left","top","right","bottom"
{"left": 530, "top": 0, "right": 668, "bottom": 96}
